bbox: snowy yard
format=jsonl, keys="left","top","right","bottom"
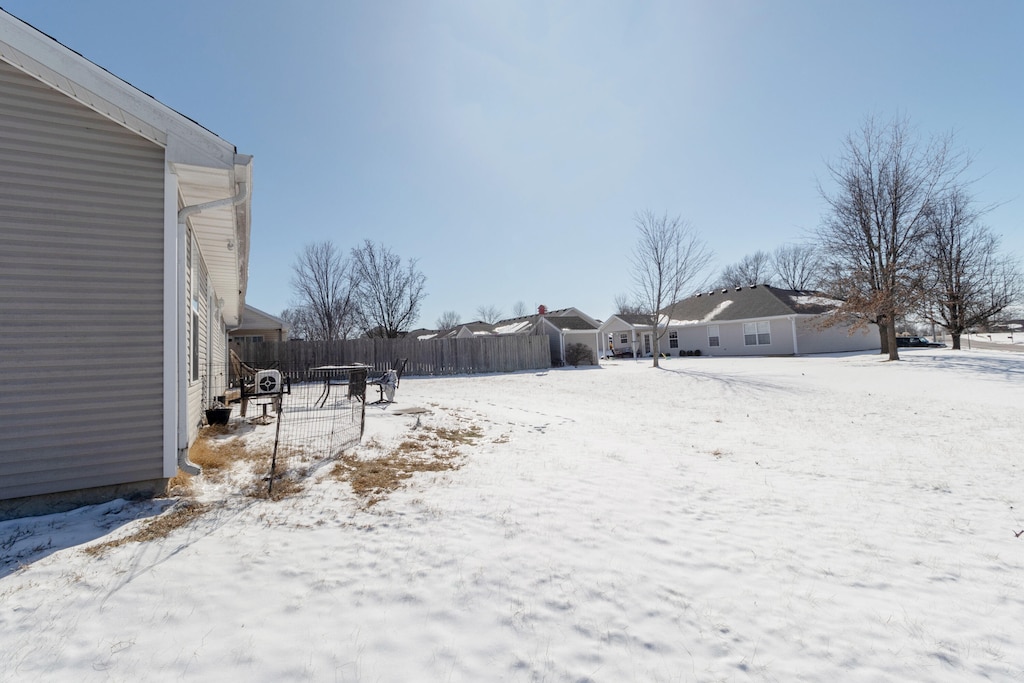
{"left": 2, "top": 349, "right": 1023, "bottom": 682}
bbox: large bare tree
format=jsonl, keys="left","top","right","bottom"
{"left": 613, "top": 293, "right": 649, "bottom": 316}
{"left": 923, "top": 188, "right": 1023, "bottom": 349}
{"left": 435, "top": 310, "right": 461, "bottom": 330}
{"left": 288, "top": 241, "right": 355, "bottom": 340}
{"left": 771, "top": 243, "right": 822, "bottom": 290}
{"left": 475, "top": 304, "right": 504, "bottom": 324}
{"left": 630, "top": 210, "right": 712, "bottom": 367}
{"left": 716, "top": 250, "right": 773, "bottom": 288}
{"left": 817, "top": 115, "right": 965, "bottom": 360}
{"left": 350, "top": 240, "right": 427, "bottom": 338}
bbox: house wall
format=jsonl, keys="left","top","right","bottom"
{"left": 563, "top": 330, "right": 601, "bottom": 364}
{"left": 230, "top": 327, "right": 285, "bottom": 344}
{"left": 184, "top": 230, "right": 230, "bottom": 441}
{"left": 599, "top": 319, "right": 644, "bottom": 357}
{"left": 0, "top": 60, "right": 167, "bottom": 513}
{"left": 658, "top": 317, "right": 881, "bottom": 357}
{"left": 796, "top": 319, "right": 880, "bottom": 354}
{"left": 660, "top": 319, "right": 797, "bottom": 356}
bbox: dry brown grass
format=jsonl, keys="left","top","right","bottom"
{"left": 81, "top": 420, "right": 322, "bottom": 561}
{"left": 83, "top": 500, "right": 211, "bottom": 558}
{"left": 331, "top": 424, "right": 482, "bottom": 507}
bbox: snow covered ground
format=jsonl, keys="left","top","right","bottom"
{"left": 2, "top": 349, "right": 1023, "bottom": 682}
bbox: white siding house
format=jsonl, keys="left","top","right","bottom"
{"left": 599, "top": 286, "right": 879, "bottom": 359}
{"left": 0, "top": 10, "right": 253, "bottom": 519}
{"left": 659, "top": 286, "right": 879, "bottom": 356}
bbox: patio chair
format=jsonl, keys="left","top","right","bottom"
{"left": 368, "top": 358, "right": 407, "bottom": 404}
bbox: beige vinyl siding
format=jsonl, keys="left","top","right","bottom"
{"left": 186, "top": 235, "right": 210, "bottom": 442}
{"left": 0, "top": 59, "right": 166, "bottom": 500}
{"left": 209, "top": 311, "right": 228, "bottom": 403}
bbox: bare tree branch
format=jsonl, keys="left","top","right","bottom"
{"left": 350, "top": 240, "right": 427, "bottom": 338}
{"left": 435, "top": 310, "right": 461, "bottom": 330}
{"left": 816, "top": 115, "right": 968, "bottom": 359}
{"left": 288, "top": 241, "right": 355, "bottom": 340}
{"left": 630, "top": 210, "right": 712, "bottom": 367}
{"left": 475, "top": 305, "right": 504, "bottom": 324}
{"left": 922, "top": 188, "right": 1024, "bottom": 348}
{"left": 716, "top": 251, "right": 773, "bottom": 288}
{"left": 772, "top": 244, "right": 822, "bottom": 290}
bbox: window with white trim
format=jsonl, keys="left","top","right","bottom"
{"left": 707, "top": 325, "right": 720, "bottom": 347}
{"left": 619, "top": 332, "right": 628, "bottom": 344}
{"left": 743, "top": 321, "right": 771, "bottom": 346}
{"left": 669, "top": 331, "right": 678, "bottom": 348}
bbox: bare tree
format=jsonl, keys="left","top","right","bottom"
{"left": 716, "top": 251, "right": 773, "bottom": 288}
{"left": 771, "top": 244, "right": 822, "bottom": 290}
{"left": 475, "top": 304, "right": 504, "bottom": 324}
{"left": 435, "top": 310, "right": 461, "bottom": 330}
{"left": 630, "top": 210, "right": 712, "bottom": 367}
{"left": 511, "top": 301, "right": 529, "bottom": 318}
{"left": 613, "top": 292, "right": 649, "bottom": 316}
{"left": 817, "top": 115, "right": 965, "bottom": 360}
{"left": 288, "top": 241, "right": 356, "bottom": 340}
{"left": 279, "top": 305, "right": 317, "bottom": 341}
{"left": 923, "top": 188, "right": 1024, "bottom": 349}
{"left": 350, "top": 240, "right": 427, "bottom": 338}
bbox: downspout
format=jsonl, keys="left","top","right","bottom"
{"left": 175, "top": 181, "right": 249, "bottom": 476}
{"left": 790, "top": 315, "right": 800, "bottom": 356}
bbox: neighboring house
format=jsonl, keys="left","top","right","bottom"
{"left": 408, "top": 307, "right": 604, "bottom": 365}
{"left": 600, "top": 286, "right": 879, "bottom": 358}
{"left": 230, "top": 305, "right": 289, "bottom": 346}
{"left": 0, "top": 10, "right": 253, "bottom": 519}
{"left": 492, "top": 307, "right": 603, "bottom": 365}
{"left": 600, "top": 313, "right": 654, "bottom": 358}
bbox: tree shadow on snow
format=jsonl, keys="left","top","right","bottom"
{"left": 655, "top": 363, "right": 798, "bottom": 396}
{"left": 919, "top": 350, "right": 1024, "bottom": 380}
{"left": 0, "top": 497, "right": 175, "bottom": 579}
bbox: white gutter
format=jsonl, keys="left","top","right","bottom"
{"left": 175, "top": 179, "right": 250, "bottom": 476}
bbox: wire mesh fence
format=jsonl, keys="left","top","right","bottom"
{"left": 233, "top": 365, "right": 369, "bottom": 469}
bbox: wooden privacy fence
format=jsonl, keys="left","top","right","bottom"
{"left": 234, "top": 335, "right": 552, "bottom": 377}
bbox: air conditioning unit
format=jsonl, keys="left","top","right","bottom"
{"left": 254, "top": 369, "right": 283, "bottom": 395}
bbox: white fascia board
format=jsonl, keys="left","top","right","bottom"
{"left": 0, "top": 11, "right": 237, "bottom": 170}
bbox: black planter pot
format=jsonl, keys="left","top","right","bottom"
{"left": 205, "top": 408, "right": 232, "bottom": 425}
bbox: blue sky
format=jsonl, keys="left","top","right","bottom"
{"left": 4, "top": 1, "right": 1022, "bottom": 327}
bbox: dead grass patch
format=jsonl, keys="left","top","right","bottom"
{"left": 83, "top": 500, "right": 211, "bottom": 558}
{"left": 245, "top": 459, "right": 309, "bottom": 501}
{"left": 331, "top": 423, "right": 481, "bottom": 507}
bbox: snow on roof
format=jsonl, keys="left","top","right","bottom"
{"left": 791, "top": 294, "right": 841, "bottom": 308}
{"left": 493, "top": 320, "right": 533, "bottom": 335}
{"left": 668, "top": 300, "right": 734, "bottom": 326}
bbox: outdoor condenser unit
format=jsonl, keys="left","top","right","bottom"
{"left": 254, "top": 369, "right": 283, "bottom": 395}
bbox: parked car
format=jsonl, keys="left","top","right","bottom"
{"left": 896, "top": 336, "right": 946, "bottom": 348}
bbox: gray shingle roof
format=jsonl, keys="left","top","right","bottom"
{"left": 544, "top": 315, "right": 598, "bottom": 331}
{"left": 664, "top": 285, "right": 841, "bottom": 323}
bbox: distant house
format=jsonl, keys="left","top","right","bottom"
{"left": 0, "top": 10, "right": 253, "bottom": 519}
{"left": 600, "top": 313, "right": 653, "bottom": 358}
{"left": 409, "top": 307, "right": 604, "bottom": 365}
{"left": 600, "top": 286, "right": 879, "bottom": 358}
{"left": 492, "top": 307, "right": 603, "bottom": 365}
{"left": 230, "top": 305, "right": 289, "bottom": 346}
